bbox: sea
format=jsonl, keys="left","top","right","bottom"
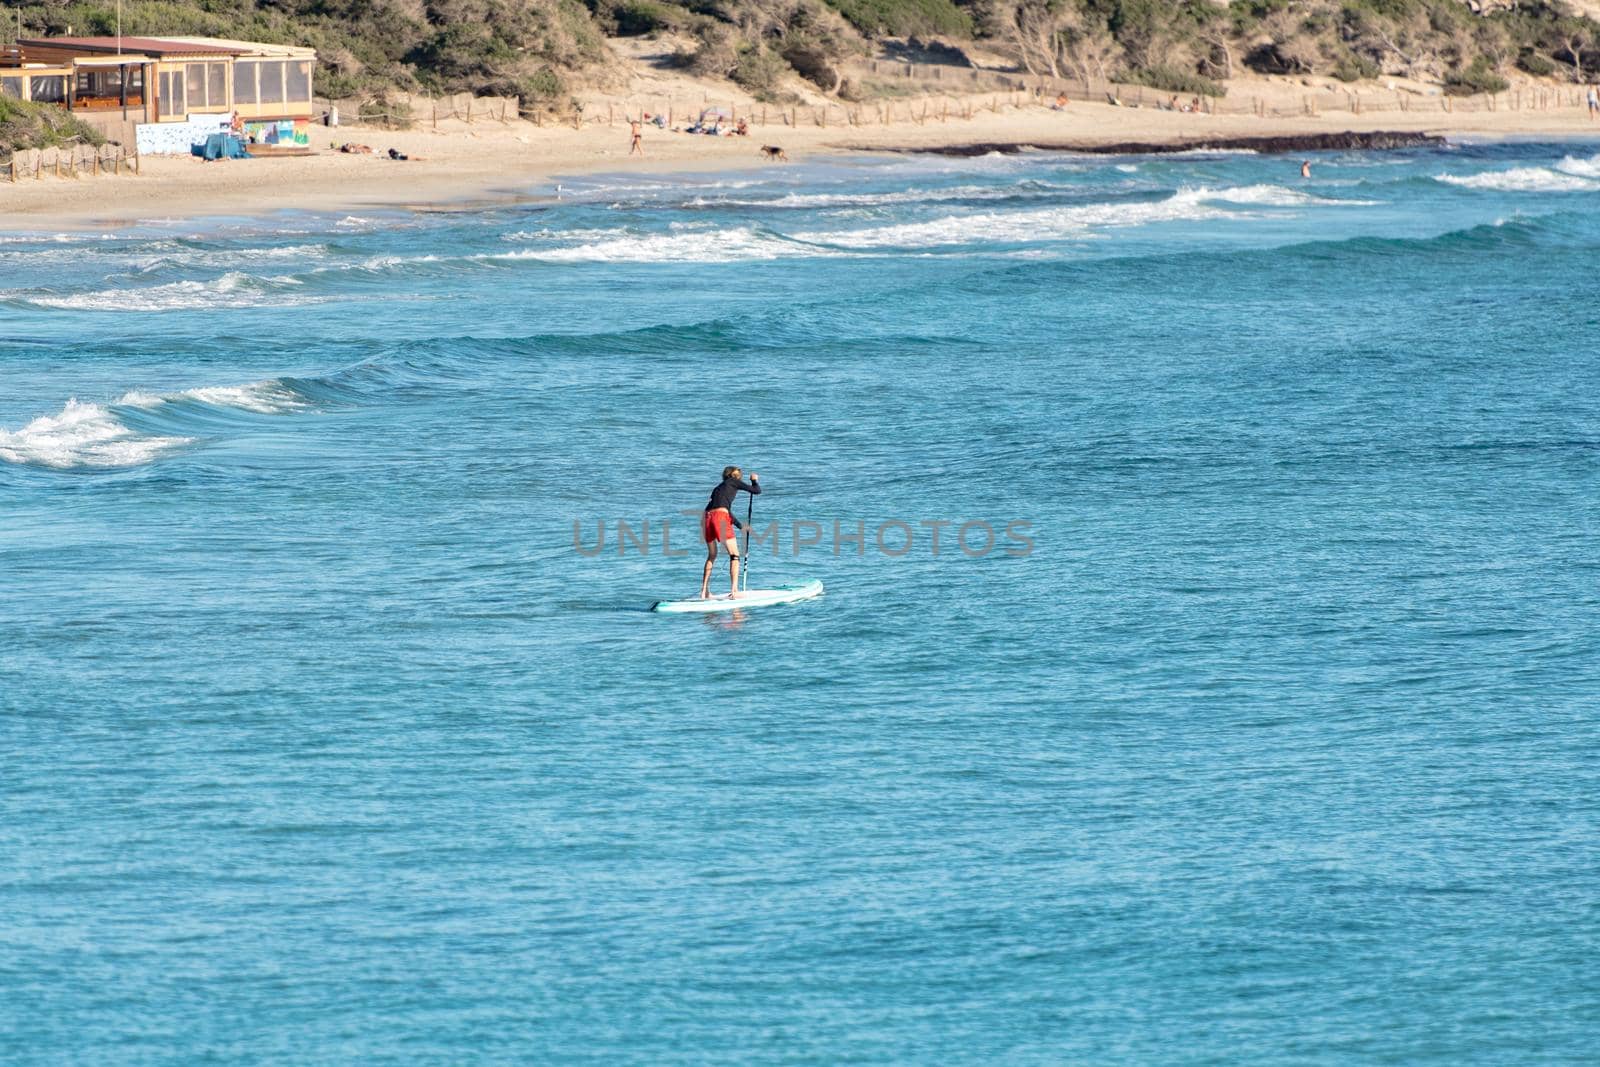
{"left": 3, "top": 139, "right": 1598, "bottom": 1063}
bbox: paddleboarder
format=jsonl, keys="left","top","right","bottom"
{"left": 700, "top": 466, "right": 760, "bottom": 599}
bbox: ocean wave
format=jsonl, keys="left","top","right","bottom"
{"left": 790, "top": 188, "right": 1232, "bottom": 249}
{"left": 1435, "top": 166, "right": 1600, "bottom": 192}
{"left": 118, "top": 379, "right": 314, "bottom": 416}
{"left": 676, "top": 181, "right": 1081, "bottom": 210}
{"left": 20, "top": 271, "right": 321, "bottom": 311}
{"left": 131, "top": 243, "right": 330, "bottom": 274}
{"left": 0, "top": 378, "right": 320, "bottom": 469}
{"left": 0, "top": 398, "right": 192, "bottom": 470}
{"left": 501, "top": 226, "right": 835, "bottom": 264}
{"left": 1554, "top": 152, "right": 1600, "bottom": 179}
{"left": 1188, "top": 183, "right": 1378, "bottom": 207}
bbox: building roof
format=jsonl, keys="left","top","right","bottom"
{"left": 155, "top": 37, "right": 316, "bottom": 60}
{"left": 17, "top": 36, "right": 245, "bottom": 58}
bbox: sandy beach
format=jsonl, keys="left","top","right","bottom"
{"left": 6, "top": 74, "right": 1600, "bottom": 230}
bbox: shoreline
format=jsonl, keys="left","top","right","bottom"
{"left": 861, "top": 130, "right": 1449, "bottom": 156}
{"left": 4, "top": 100, "right": 1599, "bottom": 232}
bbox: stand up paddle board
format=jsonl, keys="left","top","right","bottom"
{"left": 651, "top": 580, "right": 823, "bottom": 614}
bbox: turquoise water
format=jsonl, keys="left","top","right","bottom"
{"left": 4, "top": 140, "right": 1599, "bottom": 1062}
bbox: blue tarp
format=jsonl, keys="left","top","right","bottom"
{"left": 191, "top": 133, "right": 250, "bottom": 161}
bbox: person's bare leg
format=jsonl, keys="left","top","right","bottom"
{"left": 700, "top": 542, "right": 716, "bottom": 599}
{"left": 724, "top": 535, "right": 742, "bottom": 596}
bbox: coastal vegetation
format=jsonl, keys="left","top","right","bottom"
{"left": 0, "top": 93, "right": 103, "bottom": 148}
{"left": 3, "top": 0, "right": 1600, "bottom": 108}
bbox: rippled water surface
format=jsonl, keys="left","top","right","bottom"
{"left": 4, "top": 141, "right": 1599, "bottom": 1063}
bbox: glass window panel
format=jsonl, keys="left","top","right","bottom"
{"left": 1, "top": 76, "right": 23, "bottom": 99}
{"left": 235, "top": 61, "right": 258, "bottom": 105}
{"left": 285, "top": 60, "right": 310, "bottom": 103}
{"left": 186, "top": 63, "right": 205, "bottom": 105}
{"left": 163, "top": 70, "right": 185, "bottom": 115}
{"left": 259, "top": 61, "right": 285, "bottom": 105}
{"left": 208, "top": 62, "right": 226, "bottom": 107}
{"left": 31, "top": 75, "right": 66, "bottom": 103}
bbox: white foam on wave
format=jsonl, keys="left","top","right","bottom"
{"left": 0, "top": 398, "right": 191, "bottom": 469}
{"left": 1555, "top": 152, "right": 1600, "bottom": 179}
{"left": 1, "top": 378, "right": 314, "bottom": 469}
{"left": 790, "top": 188, "right": 1233, "bottom": 249}
{"left": 503, "top": 226, "right": 827, "bottom": 264}
{"left": 1189, "top": 183, "right": 1376, "bottom": 207}
{"left": 23, "top": 271, "right": 320, "bottom": 311}
{"left": 118, "top": 379, "right": 310, "bottom": 415}
{"left": 678, "top": 182, "right": 1073, "bottom": 210}
{"left": 132, "top": 243, "right": 329, "bottom": 273}
{"left": 1436, "top": 166, "right": 1599, "bottom": 192}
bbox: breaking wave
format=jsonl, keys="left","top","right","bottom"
{"left": 1554, "top": 151, "right": 1600, "bottom": 179}
{"left": 0, "top": 379, "right": 315, "bottom": 470}
{"left": 790, "top": 188, "right": 1235, "bottom": 249}
{"left": 500, "top": 225, "right": 836, "bottom": 263}
{"left": 1188, "top": 183, "right": 1378, "bottom": 207}
{"left": 1435, "top": 166, "right": 1600, "bottom": 193}
{"left": 18, "top": 271, "right": 317, "bottom": 312}
{"left": 0, "top": 399, "right": 193, "bottom": 470}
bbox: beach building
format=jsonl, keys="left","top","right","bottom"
{"left": 2, "top": 36, "right": 315, "bottom": 151}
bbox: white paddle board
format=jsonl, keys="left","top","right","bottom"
{"left": 651, "top": 580, "right": 823, "bottom": 614}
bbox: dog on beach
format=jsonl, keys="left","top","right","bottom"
{"left": 760, "top": 145, "right": 789, "bottom": 162}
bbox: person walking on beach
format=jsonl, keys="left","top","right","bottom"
{"left": 1588, "top": 84, "right": 1599, "bottom": 120}
{"left": 630, "top": 119, "right": 644, "bottom": 156}
{"left": 700, "top": 466, "right": 760, "bottom": 599}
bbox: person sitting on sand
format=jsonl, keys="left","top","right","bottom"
{"left": 735, "top": 118, "right": 749, "bottom": 136}
{"left": 1050, "top": 92, "right": 1068, "bottom": 111}
{"left": 1190, "top": 96, "right": 1201, "bottom": 113}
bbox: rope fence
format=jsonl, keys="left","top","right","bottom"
{"left": 853, "top": 59, "right": 1594, "bottom": 118}
{"left": 314, "top": 72, "right": 1593, "bottom": 136}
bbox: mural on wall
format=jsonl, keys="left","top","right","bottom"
{"left": 243, "top": 119, "right": 310, "bottom": 147}
{"left": 135, "top": 116, "right": 231, "bottom": 156}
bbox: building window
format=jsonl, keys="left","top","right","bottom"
{"left": 235, "top": 60, "right": 258, "bottom": 105}
{"left": 185, "top": 62, "right": 205, "bottom": 105}
{"left": 286, "top": 60, "right": 311, "bottom": 102}
{"left": 29, "top": 75, "right": 66, "bottom": 103}
{"left": 208, "top": 62, "right": 227, "bottom": 107}
{"left": 160, "top": 69, "right": 186, "bottom": 115}
{"left": 257, "top": 60, "right": 286, "bottom": 106}
{"left": 0, "top": 75, "right": 24, "bottom": 99}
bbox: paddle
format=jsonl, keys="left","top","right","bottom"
{"left": 742, "top": 482, "right": 754, "bottom": 591}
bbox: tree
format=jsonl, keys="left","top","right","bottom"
{"left": 1552, "top": 16, "right": 1594, "bottom": 81}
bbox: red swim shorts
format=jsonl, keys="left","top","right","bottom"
{"left": 703, "top": 508, "right": 736, "bottom": 544}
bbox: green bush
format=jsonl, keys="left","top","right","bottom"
{"left": 609, "top": 0, "right": 687, "bottom": 35}
{"left": 1517, "top": 49, "right": 1558, "bottom": 77}
{"left": 520, "top": 68, "right": 568, "bottom": 102}
{"left": 730, "top": 45, "right": 788, "bottom": 96}
{"left": 1444, "top": 56, "right": 1509, "bottom": 96}
{"left": 825, "top": 0, "right": 972, "bottom": 38}
{"left": 0, "top": 96, "right": 105, "bottom": 152}
{"left": 1331, "top": 50, "right": 1380, "bottom": 82}
{"left": 1121, "top": 64, "right": 1227, "bottom": 97}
